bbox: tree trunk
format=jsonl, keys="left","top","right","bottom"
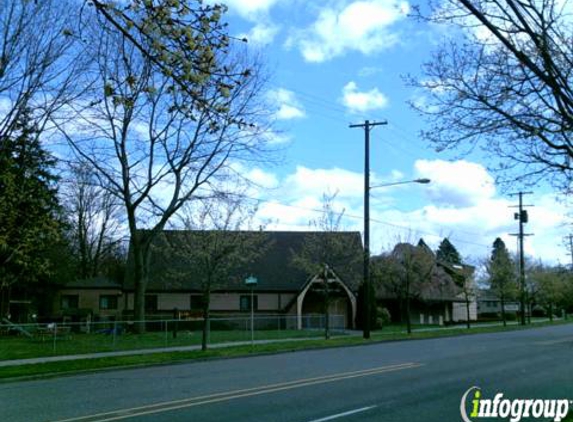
{"left": 131, "top": 239, "right": 149, "bottom": 334}
{"left": 405, "top": 297, "right": 412, "bottom": 334}
{"left": 465, "top": 294, "right": 471, "bottom": 329}
{"left": 0, "top": 285, "right": 10, "bottom": 319}
{"left": 201, "top": 290, "right": 211, "bottom": 351}
{"left": 324, "top": 265, "right": 330, "bottom": 340}
{"left": 549, "top": 303, "right": 553, "bottom": 322}
{"left": 405, "top": 275, "right": 412, "bottom": 334}
{"left": 500, "top": 292, "right": 507, "bottom": 327}
{"left": 201, "top": 306, "right": 210, "bottom": 351}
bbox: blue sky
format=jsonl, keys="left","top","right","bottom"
{"left": 210, "top": 0, "right": 572, "bottom": 266}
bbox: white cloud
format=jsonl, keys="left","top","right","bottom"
{"left": 245, "top": 167, "right": 280, "bottom": 189}
{"left": 217, "top": 0, "right": 280, "bottom": 19}
{"left": 264, "top": 132, "right": 292, "bottom": 145}
{"left": 238, "top": 22, "right": 280, "bottom": 46}
{"left": 254, "top": 166, "right": 366, "bottom": 230}
{"left": 341, "top": 81, "right": 389, "bottom": 113}
{"left": 282, "top": 166, "right": 365, "bottom": 200}
{"left": 241, "top": 160, "right": 570, "bottom": 265}
{"left": 214, "top": 0, "right": 282, "bottom": 46}
{"left": 287, "top": 0, "right": 410, "bottom": 62}
{"left": 276, "top": 105, "right": 305, "bottom": 120}
{"left": 414, "top": 159, "right": 496, "bottom": 207}
{"left": 267, "top": 88, "right": 306, "bottom": 120}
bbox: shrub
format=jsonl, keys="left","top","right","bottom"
{"left": 375, "top": 307, "right": 391, "bottom": 329}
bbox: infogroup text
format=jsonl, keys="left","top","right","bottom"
{"left": 460, "top": 387, "right": 570, "bottom": 422}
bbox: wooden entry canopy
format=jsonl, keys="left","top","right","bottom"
{"left": 296, "top": 266, "right": 357, "bottom": 329}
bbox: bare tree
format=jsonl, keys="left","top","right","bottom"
{"left": 411, "top": 0, "right": 573, "bottom": 191}
{"left": 0, "top": 0, "right": 87, "bottom": 141}
{"left": 54, "top": 18, "right": 271, "bottom": 330}
{"left": 63, "top": 162, "right": 123, "bottom": 279}
{"left": 292, "top": 192, "right": 361, "bottom": 339}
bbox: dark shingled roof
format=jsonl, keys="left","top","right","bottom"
{"left": 126, "top": 230, "right": 364, "bottom": 293}
{"left": 373, "top": 242, "right": 475, "bottom": 302}
{"left": 476, "top": 289, "right": 500, "bottom": 301}
{"left": 63, "top": 276, "right": 123, "bottom": 289}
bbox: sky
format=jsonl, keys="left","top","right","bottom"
{"left": 208, "top": 0, "right": 572, "bottom": 266}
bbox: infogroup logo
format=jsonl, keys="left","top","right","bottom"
{"left": 460, "top": 387, "right": 571, "bottom": 422}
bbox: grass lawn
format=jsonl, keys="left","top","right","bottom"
{"left": 0, "top": 319, "right": 571, "bottom": 380}
{"left": 0, "top": 328, "right": 332, "bottom": 361}
{"left": 0, "top": 323, "right": 448, "bottom": 361}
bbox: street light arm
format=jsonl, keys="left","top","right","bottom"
{"left": 370, "top": 178, "right": 431, "bottom": 190}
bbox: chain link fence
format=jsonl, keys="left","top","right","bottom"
{"left": 0, "top": 314, "right": 347, "bottom": 358}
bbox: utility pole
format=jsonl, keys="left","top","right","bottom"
{"left": 566, "top": 234, "right": 573, "bottom": 270}
{"left": 349, "top": 119, "right": 387, "bottom": 339}
{"left": 509, "top": 191, "right": 533, "bottom": 326}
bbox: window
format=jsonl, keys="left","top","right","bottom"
{"left": 190, "top": 295, "right": 203, "bottom": 310}
{"left": 61, "top": 295, "right": 79, "bottom": 310}
{"left": 240, "top": 295, "right": 258, "bottom": 312}
{"left": 145, "top": 295, "right": 158, "bottom": 312}
{"left": 99, "top": 295, "right": 118, "bottom": 310}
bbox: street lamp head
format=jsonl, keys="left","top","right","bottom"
{"left": 370, "top": 177, "right": 431, "bottom": 189}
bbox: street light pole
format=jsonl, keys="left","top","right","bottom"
{"left": 350, "top": 120, "right": 431, "bottom": 340}
{"left": 245, "top": 276, "right": 258, "bottom": 347}
{"left": 251, "top": 286, "right": 254, "bottom": 344}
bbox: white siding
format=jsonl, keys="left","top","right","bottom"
{"left": 453, "top": 301, "right": 477, "bottom": 321}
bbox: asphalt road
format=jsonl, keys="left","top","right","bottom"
{"left": 2, "top": 324, "right": 573, "bottom": 422}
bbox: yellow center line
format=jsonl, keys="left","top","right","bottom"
{"left": 535, "top": 337, "right": 573, "bottom": 345}
{"left": 50, "top": 362, "right": 423, "bottom": 422}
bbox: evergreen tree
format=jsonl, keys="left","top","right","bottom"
{"left": 436, "top": 238, "right": 462, "bottom": 265}
{"left": 487, "top": 238, "right": 517, "bottom": 326}
{"left": 0, "top": 111, "right": 63, "bottom": 319}
{"left": 417, "top": 238, "right": 434, "bottom": 255}
{"left": 436, "top": 238, "right": 475, "bottom": 328}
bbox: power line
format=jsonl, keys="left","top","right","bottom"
{"left": 566, "top": 234, "right": 573, "bottom": 269}
{"left": 209, "top": 187, "right": 493, "bottom": 251}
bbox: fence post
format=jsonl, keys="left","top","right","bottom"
{"left": 164, "top": 320, "right": 168, "bottom": 347}
{"left": 173, "top": 308, "right": 178, "bottom": 339}
{"left": 112, "top": 320, "right": 117, "bottom": 348}
{"left": 52, "top": 323, "right": 57, "bottom": 353}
